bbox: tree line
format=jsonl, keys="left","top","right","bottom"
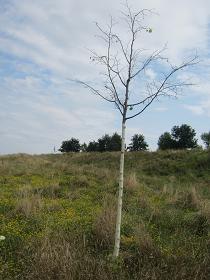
{"left": 59, "top": 124, "right": 210, "bottom": 153}
{"left": 59, "top": 132, "right": 148, "bottom": 153}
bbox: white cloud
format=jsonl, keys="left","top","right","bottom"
{"left": 184, "top": 105, "right": 204, "bottom": 116}
{"left": 145, "top": 68, "right": 156, "bottom": 80}
{"left": 0, "top": 72, "right": 117, "bottom": 153}
{"left": 153, "top": 107, "right": 168, "bottom": 112}
{"left": 1, "top": 0, "right": 210, "bottom": 75}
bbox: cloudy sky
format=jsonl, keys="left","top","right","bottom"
{"left": 0, "top": 0, "right": 210, "bottom": 154}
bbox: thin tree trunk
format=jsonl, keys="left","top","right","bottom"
{"left": 113, "top": 120, "right": 126, "bottom": 257}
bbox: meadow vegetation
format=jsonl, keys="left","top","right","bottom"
{"left": 0, "top": 149, "right": 210, "bottom": 279}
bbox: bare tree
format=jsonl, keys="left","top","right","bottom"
{"left": 78, "top": 4, "right": 198, "bottom": 258}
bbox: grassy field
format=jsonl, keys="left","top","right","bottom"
{"left": 0, "top": 150, "right": 210, "bottom": 279}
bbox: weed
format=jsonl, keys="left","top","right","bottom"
{"left": 124, "top": 172, "right": 138, "bottom": 192}
{"left": 14, "top": 193, "right": 43, "bottom": 218}
{"left": 173, "top": 187, "right": 200, "bottom": 210}
{"left": 93, "top": 195, "right": 116, "bottom": 249}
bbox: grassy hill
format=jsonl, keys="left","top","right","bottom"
{"left": 0, "top": 150, "right": 210, "bottom": 279}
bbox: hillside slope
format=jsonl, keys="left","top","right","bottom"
{"left": 0, "top": 150, "right": 210, "bottom": 279}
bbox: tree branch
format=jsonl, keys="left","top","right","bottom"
{"left": 131, "top": 47, "right": 167, "bottom": 79}
{"left": 76, "top": 80, "right": 115, "bottom": 103}
{"left": 126, "top": 56, "right": 198, "bottom": 120}
{"left": 76, "top": 80, "right": 123, "bottom": 115}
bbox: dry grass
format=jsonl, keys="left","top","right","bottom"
{"left": 27, "top": 235, "right": 80, "bottom": 280}
{"left": 189, "top": 187, "right": 201, "bottom": 208}
{"left": 40, "top": 183, "right": 61, "bottom": 198}
{"left": 124, "top": 172, "right": 138, "bottom": 192}
{"left": 168, "top": 187, "right": 201, "bottom": 210}
{"left": 137, "top": 195, "right": 150, "bottom": 210}
{"left": 134, "top": 222, "right": 156, "bottom": 255}
{"left": 15, "top": 186, "right": 43, "bottom": 217}
{"left": 93, "top": 195, "right": 116, "bottom": 249}
{"left": 45, "top": 199, "right": 64, "bottom": 212}
{"left": 162, "top": 184, "right": 174, "bottom": 197}
{"left": 15, "top": 194, "right": 43, "bottom": 218}
{"left": 26, "top": 232, "right": 116, "bottom": 280}
{"left": 17, "top": 184, "right": 33, "bottom": 197}
{"left": 201, "top": 200, "right": 210, "bottom": 222}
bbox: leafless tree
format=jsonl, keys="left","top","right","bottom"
{"left": 78, "top": 4, "right": 198, "bottom": 258}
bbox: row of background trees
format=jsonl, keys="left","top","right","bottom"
{"left": 59, "top": 132, "right": 148, "bottom": 153}
{"left": 59, "top": 124, "right": 210, "bottom": 153}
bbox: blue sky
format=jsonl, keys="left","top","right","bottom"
{"left": 0, "top": 0, "right": 210, "bottom": 154}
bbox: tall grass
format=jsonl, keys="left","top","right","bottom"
{"left": 0, "top": 150, "right": 210, "bottom": 279}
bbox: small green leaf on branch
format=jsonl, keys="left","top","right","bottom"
{"left": 146, "top": 28, "right": 153, "bottom": 33}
